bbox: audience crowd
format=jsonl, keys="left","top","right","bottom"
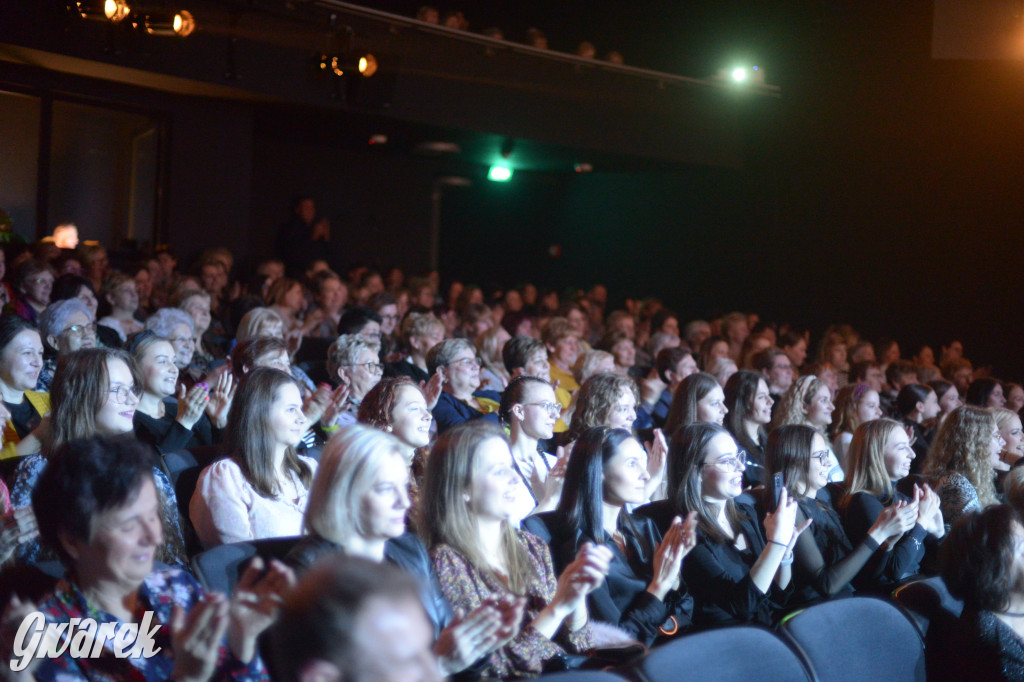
{"left": 0, "top": 204, "right": 1023, "bottom": 680}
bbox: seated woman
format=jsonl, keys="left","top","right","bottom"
{"left": 698, "top": 335, "right": 729, "bottom": 372}
{"left": 771, "top": 375, "right": 842, "bottom": 482}
{"left": 266, "top": 277, "right": 308, "bottom": 337}
{"left": 0, "top": 315, "right": 49, "bottom": 459}
{"left": 929, "top": 378, "right": 961, "bottom": 428}
{"left": 305, "top": 269, "right": 348, "bottom": 339}
{"left": 427, "top": 338, "right": 501, "bottom": 433}
{"left": 285, "top": 424, "right": 521, "bottom": 676}
{"left": 708, "top": 357, "right": 738, "bottom": 388}
{"left": 35, "top": 298, "right": 96, "bottom": 392}
{"left": 897, "top": 383, "right": 940, "bottom": 470}
{"left": 830, "top": 382, "right": 883, "bottom": 469}
{"left": 766, "top": 424, "right": 909, "bottom": 607}
{"left": 145, "top": 307, "right": 197, "bottom": 392}
{"left": 326, "top": 334, "right": 385, "bottom": 427}
{"left": 966, "top": 378, "right": 1007, "bottom": 409}
{"left": 97, "top": 272, "right": 144, "bottom": 342}
{"left": 993, "top": 407, "right": 1024, "bottom": 474}
{"left": 189, "top": 367, "right": 317, "bottom": 549}
{"left": 52, "top": 273, "right": 122, "bottom": 349}
{"left": 235, "top": 307, "right": 316, "bottom": 395}
{"left": 938, "top": 505, "right": 1024, "bottom": 681}
{"left": 647, "top": 347, "right": 698, "bottom": 429}
{"left": 540, "top": 425, "right": 697, "bottom": 646}
{"left": 723, "top": 371, "right": 773, "bottom": 487}
{"left": 6, "top": 259, "right": 53, "bottom": 325}
{"left": 572, "top": 349, "right": 616, "bottom": 387}
{"left": 387, "top": 311, "right": 445, "bottom": 384}
{"left": 500, "top": 375, "right": 563, "bottom": 522}
{"left": 663, "top": 372, "right": 727, "bottom": 437}
{"left": 11, "top": 347, "right": 188, "bottom": 568}
{"left": 925, "top": 405, "right": 1003, "bottom": 525}
{"left": 652, "top": 422, "right": 806, "bottom": 628}
{"left": 176, "top": 287, "right": 225, "bottom": 382}
{"left": 476, "top": 324, "right": 512, "bottom": 392}
{"left": 30, "top": 435, "right": 283, "bottom": 681}
{"left": 839, "top": 418, "right": 945, "bottom": 593}
{"left": 1005, "top": 382, "right": 1024, "bottom": 413}
{"left": 423, "top": 421, "right": 612, "bottom": 678}
{"left": 596, "top": 330, "right": 636, "bottom": 378}
{"left": 130, "top": 330, "right": 224, "bottom": 453}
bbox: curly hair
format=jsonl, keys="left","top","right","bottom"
{"left": 770, "top": 375, "right": 825, "bottom": 431}
{"left": 940, "top": 505, "right": 1022, "bottom": 611}
{"left": 357, "top": 376, "right": 422, "bottom": 429}
{"left": 569, "top": 372, "right": 638, "bottom": 440}
{"left": 925, "top": 405, "right": 999, "bottom": 507}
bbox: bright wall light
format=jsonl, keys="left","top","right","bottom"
{"left": 731, "top": 67, "right": 748, "bottom": 83}
{"left": 487, "top": 166, "right": 513, "bottom": 182}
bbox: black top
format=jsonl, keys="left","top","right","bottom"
{"left": 285, "top": 532, "right": 452, "bottom": 640}
{"left": 679, "top": 499, "right": 786, "bottom": 628}
{"left": 385, "top": 358, "right": 430, "bottom": 384}
{"left": 133, "top": 398, "right": 214, "bottom": 454}
{"left": 4, "top": 397, "right": 41, "bottom": 439}
{"left": 838, "top": 488, "right": 929, "bottom": 594}
{"left": 537, "top": 512, "right": 692, "bottom": 646}
{"left": 902, "top": 418, "right": 931, "bottom": 477}
{"left": 933, "top": 609, "right": 1024, "bottom": 682}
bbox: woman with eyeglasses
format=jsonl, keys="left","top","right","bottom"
{"left": 925, "top": 406, "right": 1004, "bottom": 527}
{"left": 35, "top": 298, "right": 96, "bottom": 392}
{"left": 189, "top": 367, "right": 317, "bottom": 549}
{"left": 6, "top": 259, "right": 54, "bottom": 325}
{"left": 10, "top": 347, "right": 189, "bottom": 568}
{"left": 650, "top": 422, "right": 807, "bottom": 628}
{"left": 325, "top": 334, "right": 385, "bottom": 428}
{"left": 839, "top": 419, "right": 944, "bottom": 594}
{"left": 766, "top": 424, "right": 909, "bottom": 607}
{"left": 427, "top": 338, "right": 501, "bottom": 434}
{"left": 499, "top": 376, "right": 564, "bottom": 522}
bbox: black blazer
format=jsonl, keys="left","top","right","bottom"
{"left": 286, "top": 532, "right": 453, "bottom": 639}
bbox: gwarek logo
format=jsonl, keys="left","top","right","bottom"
{"left": 9, "top": 611, "right": 162, "bottom": 672}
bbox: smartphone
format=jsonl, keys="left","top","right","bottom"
{"left": 769, "top": 472, "right": 785, "bottom": 513}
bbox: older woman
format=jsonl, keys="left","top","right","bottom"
{"left": 234, "top": 307, "right": 316, "bottom": 395}
{"left": 325, "top": 334, "right": 384, "bottom": 428}
{"left": 145, "top": 307, "right": 196, "bottom": 389}
{"left": 6, "top": 259, "right": 54, "bottom": 325}
{"left": 939, "top": 505, "right": 1024, "bottom": 680}
{"left": 663, "top": 372, "right": 727, "bottom": 437}
{"left": 428, "top": 338, "right": 501, "bottom": 433}
{"left": 0, "top": 314, "right": 48, "bottom": 459}
{"left": 541, "top": 426, "right": 698, "bottom": 645}
{"left": 189, "top": 368, "right": 316, "bottom": 549}
{"left": 306, "top": 270, "right": 348, "bottom": 339}
{"left": 722, "top": 371, "right": 773, "bottom": 488}
{"left": 31, "top": 435, "right": 284, "bottom": 681}
{"left": 423, "top": 421, "right": 612, "bottom": 678}
{"left": 925, "top": 405, "right": 1003, "bottom": 526}
{"left": 10, "top": 347, "right": 188, "bottom": 568}
{"left": 98, "top": 272, "right": 144, "bottom": 342}
{"left": 388, "top": 311, "right": 445, "bottom": 384}
{"left": 839, "top": 419, "right": 945, "bottom": 593}
{"left": 176, "top": 287, "right": 224, "bottom": 381}
{"left": 35, "top": 298, "right": 96, "bottom": 392}
{"left": 285, "top": 424, "right": 520, "bottom": 676}
{"left": 830, "top": 382, "right": 884, "bottom": 469}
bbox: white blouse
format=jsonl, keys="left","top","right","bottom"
{"left": 189, "top": 456, "right": 317, "bottom": 550}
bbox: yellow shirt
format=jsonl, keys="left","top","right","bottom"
{"left": 1, "top": 391, "right": 50, "bottom": 460}
{"left": 549, "top": 364, "right": 580, "bottom": 395}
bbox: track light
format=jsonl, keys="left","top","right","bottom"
{"left": 319, "top": 53, "right": 378, "bottom": 77}
{"left": 142, "top": 9, "right": 195, "bottom": 37}
{"left": 75, "top": 0, "right": 131, "bottom": 22}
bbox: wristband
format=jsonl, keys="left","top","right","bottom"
{"left": 768, "top": 539, "right": 788, "bottom": 550}
{"left": 322, "top": 423, "right": 340, "bottom": 434}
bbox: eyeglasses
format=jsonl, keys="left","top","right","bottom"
{"left": 447, "top": 357, "right": 481, "bottom": 369}
{"left": 704, "top": 455, "right": 746, "bottom": 472}
{"left": 27, "top": 277, "right": 53, "bottom": 286}
{"left": 63, "top": 323, "right": 97, "bottom": 338}
{"left": 360, "top": 330, "right": 383, "bottom": 339}
{"left": 811, "top": 449, "right": 831, "bottom": 466}
{"left": 380, "top": 314, "right": 399, "bottom": 322}
{"left": 521, "top": 401, "right": 561, "bottom": 416}
{"left": 344, "top": 361, "right": 384, "bottom": 374}
{"left": 108, "top": 384, "right": 140, "bottom": 404}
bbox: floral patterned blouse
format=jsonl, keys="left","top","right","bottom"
{"left": 10, "top": 454, "right": 188, "bottom": 568}
{"left": 432, "top": 530, "right": 593, "bottom": 678}
{"left": 34, "top": 568, "right": 267, "bottom": 682}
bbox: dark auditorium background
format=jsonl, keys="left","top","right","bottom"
{"left": 2, "top": 0, "right": 1023, "bottom": 376}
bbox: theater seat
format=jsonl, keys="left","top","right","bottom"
{"left": 631, "top": 626, "right": 811, "bottom": 682}
{"left": 191, "top": 536, "right": 302, "bottom": 595}
{"left": 780, "top": 597, "right": 925, "bottom": 682}
{"left": 892, "top": 576, "right": 964, "bottom": 634}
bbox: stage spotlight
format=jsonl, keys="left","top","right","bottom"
{"left": 76, "top": 0, "right": 131, "bottom": 22}
{"left": 487, "top": 166, "right": 513, "bottom": 182}
{"left": 143, "top": 9, "right": 195, "bottom": 37}
{"left": 731, "top": 67, "right": 748, "bottom": 82}
{"left": 358, "top": 54, "right": 377, "bottom": 77}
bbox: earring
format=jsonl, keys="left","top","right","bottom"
{"left": 463, "top": 493, "right": 471, "bottom": 503}
{"left": 386, "top": 425, "right": 393, "bottom": 432}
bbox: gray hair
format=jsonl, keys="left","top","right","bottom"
{"left": 236, "top": 307, "right": 284, "bottom": 344}
{"left": 146, "top": 307, "right": 194, "bottom": 338}
{"left": 427, "top": 338, "right": 474, "bottom": 376}
{"left": 38, "top": 298, "right": 93, "bottom": 345}
{"left": 327, "top": 334, "right": 375, "bottom": 380}
{"left": 304, "top": 424, "right": 406, "bottom": 544}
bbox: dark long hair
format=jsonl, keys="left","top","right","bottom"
{"left": 724, "top": 371, "right": 767, "bottom": 457}
{"left": 664, "top": 372, "right": 720, "bottom": 437}
{"left": 226, "top": 367, "right": 312, "bottom": 499}
{"left": 765, "top": 424, "right": 817, "bottom": 498}
{"left": 965, "top": 378, "right": 1000, "bottom": 408}
{"left": 667, "top": 422, "right": 744, "bottom": 545}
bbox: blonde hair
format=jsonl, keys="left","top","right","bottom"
{"left": 992, "top": 407, "right": 1020, "bottom": 433}
{"left": 236, "top": 307, "right": 285, "bottom": 343}
{"left": 474, "top": 325, "right": 511, "bottom": 388}
{"left": 925, "top": 406, "right": 999, "bottom": 507}
{"left": 771, "top": 375, "right": 825, "bottom": 430}
{"left": 572, "top": 350, "right": 614, "bottom": 385}
{"left": 1003, "top": 467, "right": 1024, "bottom": 513}
{"left": 843, "top": 418, "right": 903, "bottom": 502}
{"left": 304, "top": 425, "right": 406, "bottom": 544}
{"left": 832, "top": 383, "right": 872, "bottom": 438}
{"left": 420, "top": 421, "right": 532, "bottom": 594}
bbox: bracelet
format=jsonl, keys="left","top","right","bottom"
{"left": 768, "top": 540, "right": 788, "bottom": 550}
{"left": 779, "top": 553, "right": 794, "bottom": 566}
{"left": 322, "top": 423, "right": 340, "bottom": 434}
